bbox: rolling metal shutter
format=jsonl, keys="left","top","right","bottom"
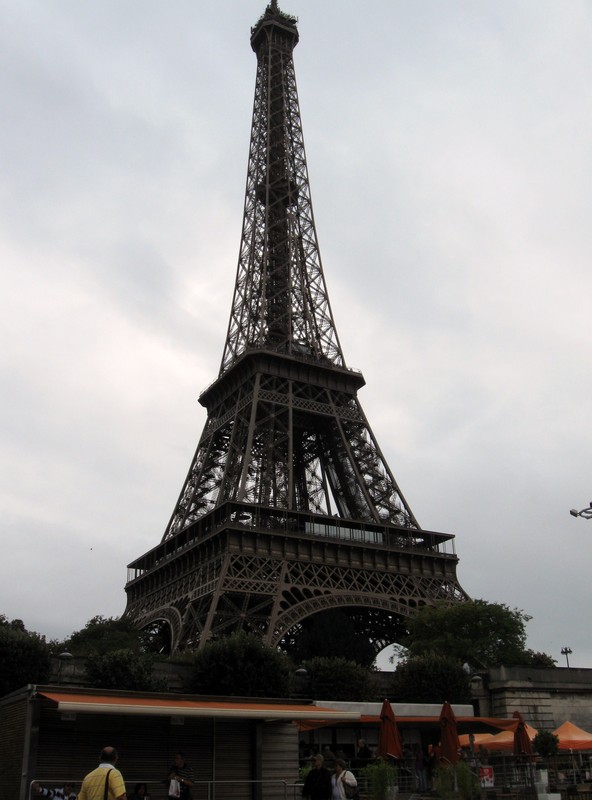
{"left": 34, "top": 705, "right": 215, "bottom": 796}
{"left": 0, "top": 694, "right": 28, "bottom": 799}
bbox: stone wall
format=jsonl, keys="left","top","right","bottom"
{"left": 473, "top": 666, "right": 592, "bottom": 729}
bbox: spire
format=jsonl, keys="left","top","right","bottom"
{"left": 251, "top": 1, "right": 298, "bottom": 48}
{"left": 224, "top": 4, "right": 341, "bottom": 375}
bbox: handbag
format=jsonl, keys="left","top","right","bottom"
{"left": 342, "top": 774, "right": 359, "bottom": 800}
{"left": 169, "top": 779, "right": 181, "bottom": 799}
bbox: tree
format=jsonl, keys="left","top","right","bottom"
{"left": 391, "top": 653, "right": 471, "bottom": 703}
{"left": 0, "top": 614, "right": 28, "bottom": 633}
{"left": 533, "top": 729, "right": 560, "bottom": 786}
{"left": 533, "top": 730, "right": 560, "bottom": 759}
{"left": 84, "top": 648, "right": 165, "bottom": 692}
{"left": 63, "top": 616, "right": 144, "bottom": 655}
{"left": 403, "top": 600, "right": 552, "bottom": 670}
{"left": 0, "top": 616, "right": 26, "bottom": 632}
{"left": 521, "top": 650, "right": 558, "bottom": 667}
{"left": 189, "top": 632, "right": 293, "bottom": 697}
{"left": 302, "top": 657, "right": 376, "bottom": 701}
{"left": 0, "top": 622, "right": 51, "bottom": 695}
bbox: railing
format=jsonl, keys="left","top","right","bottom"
{"left": 29, "top": 762, "right": 592, "bottom": 800}
{"left": 30, "top": 778, "right": 291, "bottom": 800}
{"left": 127, "top": 501, "right": 458, "bottom": 582}
{"left": 190, "top": 779, "right": 289, "bottom": 800}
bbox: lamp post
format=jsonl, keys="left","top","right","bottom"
{"left": 56, "top": 651, "right": 73, "bottom": 684}
{"left": 293, "top": 667, "right": 310, "bottom": 700}
{"left": 469, "top": 673, "right": 485, "bottom": 716}
{"left": 569, "top": 502, "right": 592, "bottom": 520}
{"left": 561, "top": 647, "right": 572, "bottom": 668}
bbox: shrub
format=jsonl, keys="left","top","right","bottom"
{"left": 391, "top": 652, "right": 471, "bottom": 703}
{"left": 190, "top": 631, "right": 292, "bottom": 697}
{"left": 434, "top": 764, "right": 455, "bottom": 799}
{"left": 362, "top": 762, "right": 398, "bottom": 800}
{"left": 84, "top": 648, "right": 164, "bottom": 691}
{"left": 456, "top": 761, "right": 480, "bottom": 800}
{"left": 302, "top": 657, "right": 375, "bottom": 701}
{"left": 533, "top": 730, "right": 560, "bottom": 759}
{"left": 434, "top": 762, "right": 479, "bottom": 800}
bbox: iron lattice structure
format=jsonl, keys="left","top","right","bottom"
{"left": 124, "top": 1, "right": 468, "bottom": 654}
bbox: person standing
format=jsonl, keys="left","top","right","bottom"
{"left": 322, "top": 746, "right": 336, "bottom": 771}
{"left": 412, "top": 743, "right": 427, "bottom": 792}
{"left": 302, "top": 754, "right": 332, "bottom": 800}
{"left": 167, "top": 752, "right": 194, "bottom": 800}
{"left": 332, "top": 759, "right": 357, "bottom": 800}
{"left": 355, "top": 740, "right": 373, "bottom": 769}
{"left": 32, "top": 781, "right": 77, "bottom": 799}
{"left": 78, "top": 746, "right": 126, "bottom": 800}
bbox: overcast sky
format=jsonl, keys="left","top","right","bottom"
{"left": 1, "top": 0, "right": 591, "bottom": 670}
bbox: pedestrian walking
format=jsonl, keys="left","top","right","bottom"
{"left": 78, "top": 746, "right": 126, "bottom": 800}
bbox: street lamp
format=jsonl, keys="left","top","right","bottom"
{"left": 561, "top": 647, "right": 572, "bottom": 668}
{"left": 569, "top": 502, "right": 592, "bottom": 520}
{"left": 56, "top": 651, "right": 73, "bottom": 684}
{"left": 293, "top": 667, "right": 310, "bottom": 699}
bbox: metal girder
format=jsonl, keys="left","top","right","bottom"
{"left": 124, "top": 4, "right": 469, "bottom": 654}
{"left": 163, "top": 370, "right": 419, "bottom": 538}
{"left": 221, "top": 7, "right": 342, "bottom": 372}
{"left": 126, "top": 522, "right": 467, "bottom": 652}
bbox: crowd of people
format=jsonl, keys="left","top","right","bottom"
{"left": 301, "top": 753, "right": 358, "bottom": 800}
{"left": 300, "top": 737, "right": 492, "bottom": 796}
{"left": 300, "top": 739, "right": 374, "bottom": 771}
{"left": 31, "top": 748, "right": 195, "bottom": 800}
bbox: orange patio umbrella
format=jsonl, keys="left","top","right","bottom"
{"left": 377, "top": 698, "right": 404, "bottom": 760}
{"left": 439, "top": 701, "right": 460, "bottom": 765}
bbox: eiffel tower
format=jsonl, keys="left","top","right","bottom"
{"left": 124, "top": 1, "right": 468, "bottom": 656}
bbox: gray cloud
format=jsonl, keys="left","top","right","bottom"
{"left": 1, "top": 1, "right": 590, "bottom": 665}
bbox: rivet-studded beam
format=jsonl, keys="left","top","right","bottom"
{"left": 124, "top": 3, "right": 469, "bottom": 653}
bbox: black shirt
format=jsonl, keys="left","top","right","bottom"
{"left": 302, "top": 767, "right": 332, "bottom": 800}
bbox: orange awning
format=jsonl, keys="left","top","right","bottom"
{"left": 459, "top": 724, "right": 538, "bottom": 752}
{"left": 299, "top": 715, "right": 515, "bottom": 734}
{"left": 360, "top": 715, "right": 517, "bottom": 734}
{"left": 553, "top": 721, "right": 592, "bottom": 751}
{"left": 37, "top": 690, "right": 361, "bottom": 722}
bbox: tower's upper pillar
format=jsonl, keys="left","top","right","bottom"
{"left": 221, "top": 0, "right": 344, "bottom": 371}
{"left": 251, "top": 2, "right": 299, "bottom": 53}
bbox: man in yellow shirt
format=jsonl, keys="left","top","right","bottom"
{"left": 78, "top": 747, "right": 126, "bottom": 800}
